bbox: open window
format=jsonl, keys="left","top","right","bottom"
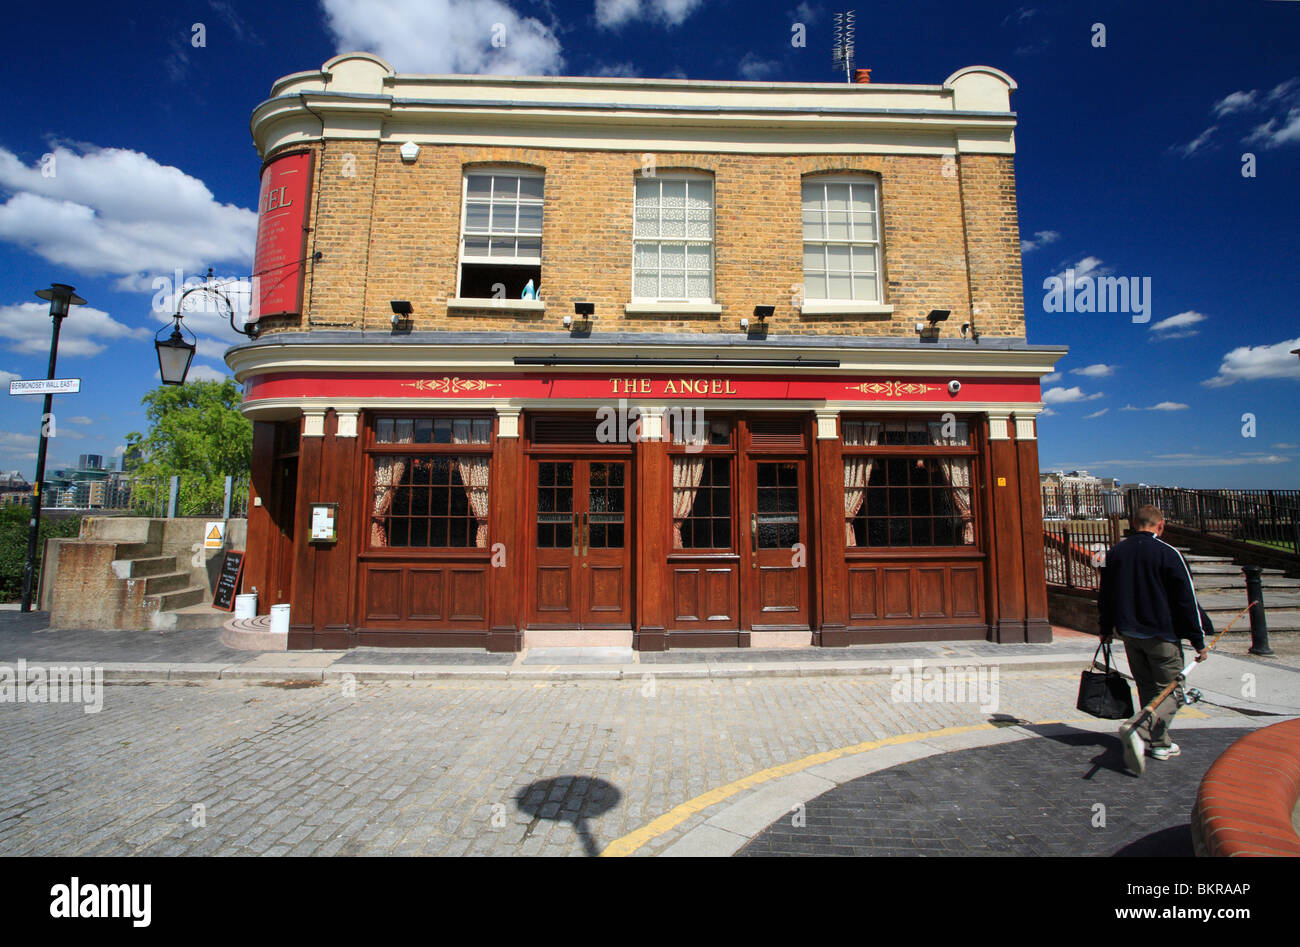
{"left": 458, "top": 170, "right": 543, "bottom": 299}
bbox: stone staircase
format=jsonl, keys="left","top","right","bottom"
{"left": 1183, "top": 550, "right": 1300, "bottom": 632}
{"left": 47, "top": 518, "right": 228, "bottom": 632}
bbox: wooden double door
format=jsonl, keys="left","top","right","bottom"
{"left": 529, "top": 458, "right": 632, "bottom": 628}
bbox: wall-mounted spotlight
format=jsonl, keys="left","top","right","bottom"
{"left": 574, "top": 301, "right": 595, "bottom": 319}
{"left": 753, "top": 305, "right": 774, "bottom": 322}
{"left": 390, "top": 299, "right": 413, "bottom": 327}
{"left": 915, "top": 308, "right": 950, "bottom": 339}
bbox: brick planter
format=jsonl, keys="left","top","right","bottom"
{"left": 1192, "top": 719, "right": 1300, "bottom": 856}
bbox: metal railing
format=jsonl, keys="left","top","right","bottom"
{"left": 1040, "top": 484, "right": 1125, "bottom": 521}
{"left": 1043, "top": 517, "right": 1124, "bottom": 591}
{"left": 1128, "top": 487, "right": 1300, "bottom": 557}
{"left": 126, "top": 475, "right": 250, "bottom": 518}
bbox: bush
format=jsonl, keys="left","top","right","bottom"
{"left": 0, "top": 505, "right": 83, "bottom": 604}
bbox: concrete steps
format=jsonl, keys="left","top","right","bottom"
{"left": 1179, "top": 547, "right": 1300, "bottom": 631}
{"left": 159, "top": 603, "right": 230, "bottom": 632}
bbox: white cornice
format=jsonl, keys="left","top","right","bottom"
{"left": 227, "top": 339, "right": 1065, "bottom": 382}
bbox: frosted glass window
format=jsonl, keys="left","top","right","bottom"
{"left": 633, "top": 176, "right": 713, "bottom": 301}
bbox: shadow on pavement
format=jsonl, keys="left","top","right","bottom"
{"left": 514, "top": 776, "right": 621, "bottom": 857}
{"left": 1112, "top": 824, "right": 1195, "bottom": 857}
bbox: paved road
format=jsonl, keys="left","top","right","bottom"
{"left": 738, "top": 726, "right": 1251, "bottom": 857}
{"left": 0, "top": 668, "right": 1265, "bottom": 857}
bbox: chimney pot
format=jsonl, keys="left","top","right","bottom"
{"left": 854, "top": 68, "right": 872, "bottom": 84}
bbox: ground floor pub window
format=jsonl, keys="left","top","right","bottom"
{"left": 369, "top": 416, "right": 491, "bottom": 548}
{"left": 843, "top": 418, "right": 975, "bottom": 548}
{"left": 672, "top": 456, "right": 732, "bottom": 549}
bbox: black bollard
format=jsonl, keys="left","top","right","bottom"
{"left": 1242, "top": 565, "right": 1274, "bottom": 656}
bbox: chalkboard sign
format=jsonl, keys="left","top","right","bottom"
{"left": 213, "top": 550, "right": 245, "bottom": 611}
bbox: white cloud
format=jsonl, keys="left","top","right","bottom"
{"left": 1212, "top": 90, "right": 1258, "bottom": 117}
{"left": 791, "top": 2, "right": 818, "bottom": 24}
{"left": 185, "top": 364, "right": 231, "bottom": 383}
{"left": 1202, "top": 336, "right": 1300, "bottom": 388}
{"left": 1173, "top": 125, "right": 1217, "bottom": 157}
{"left": 1042, "top": 372, "right": 1061, "bottom": 384}
{"left": 1273, "top": 443, "right": 1299, "bottom": 450}
{"left": 1149, "top": 401, "right": 1189, "bottom": 411}
{"left": 321, "top": 0, "right": 564, "bottom": 74}
{"left": 0, "top": 301, "right": 149, "bottom": 357}
{"left": 1051, "top": 255, "right": 1109, "bottom": 283}
{"left": 591, "top": 60, "right": 640, "bottom": 77}
{"left": 1150, "top": 310, "right": 1207, "bottom": 334}
{"left": 1020, "top": 229, "right": 1059, "bottom": 253}
{"left": 0, "top": 145, "right": 255, "bottom": 280}
{"left": 1083, "top": 408, "right": 1108, "bottom": 419}
{"left": 194, "top": 336, "right": 234, "bottom": 362}
{"left": 1071, "top": 363, "right": 1115, "bottom": 378}
{"left": 66, "top": 416, "right": 93, "bottom": 426}
{"left": 1042, "top": 386, "right": 1103, "bottom": 404}
{"left": 1243, "top": 77, "right": 1300, "bottom": 148}
{"left": 1039, "top": 406, "right": 1056, "bottom": 416}
{"left": 0, "top": 369, "right": 18, "bottom": 385}
{"left": 1002, "top": 6, "right": 1037, "bottom": 26}
{"left": 738, "top": 52, "right": 780, "bottom": 81}
{"left": 596, "top": 0, "right": 705, "bottom": 28}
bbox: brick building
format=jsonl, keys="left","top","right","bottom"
{"left": 228, "top": 52, "right": 1063, "bottom": 651}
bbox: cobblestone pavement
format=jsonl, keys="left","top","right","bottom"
{"left": 738, "top": 726, "right": 1252, "bottom": 857}
{"left": 0, "top": 668, "right": 1262, "bottom": 856}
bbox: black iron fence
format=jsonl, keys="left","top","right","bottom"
{"left": 127, "top": 475, "right": 250, "bottom": 518}
{"left": 1043, "top": 517, "right": 1124, "bottom": 591}
{"left": 1128, "top": 487, "right": 1300, "bottom": 558}
{"left": 1041, "top": 484, "right": 1125, "bottom": 521}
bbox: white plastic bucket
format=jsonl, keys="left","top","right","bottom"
{"left": 234, "top": 593, "right": 257, "bottom": 620}
{"left": 270, "top": 603, "right": 291, "bottom": 635}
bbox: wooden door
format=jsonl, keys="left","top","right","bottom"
{"left": 743, "top": 458, "right": 811, "bottom": 629}
{"left": 530, "top": 459, "right": 631, "bottom": 628}
{"left": 270, "top": 455, "right": 297, "bottom": 606}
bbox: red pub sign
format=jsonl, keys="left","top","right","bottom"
{"left": 249, "top": 151, "right": 313, "bottom": 322}
{"left": 243, "top": 372, "right": 1041, "bottom": 404}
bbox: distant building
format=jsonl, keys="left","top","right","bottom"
{"left": 0, "top": 470, "right": 30, "bottom": 507}
{"left": 1041, "top": 469, "right": 1121, "bottom": 518}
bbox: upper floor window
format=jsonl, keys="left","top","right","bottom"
{"left": 802, "top": 177, "right": 881, "bottom": 303}
{"left": 633, "top": 175, "right": 714, "bottom": 302}
{"left": 459, "top": 170, "right": 543, "bottom": 299}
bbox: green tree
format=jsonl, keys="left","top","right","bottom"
{"left": 0, "top": 506, "right": 82, "bottom": 603}
{"left": 126, "top": 379, "right": 252, "bottom": 516}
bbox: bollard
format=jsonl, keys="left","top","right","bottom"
{"left": 1241, "top": 565, "right": 1273, "bottom": 656}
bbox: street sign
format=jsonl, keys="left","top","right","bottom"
{"left": 8, "top": 378, "right": 80, "bottom": 395}
{"left": 204, "top": 522, "right": 226, "bottom": 550}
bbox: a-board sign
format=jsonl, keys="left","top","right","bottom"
{"left": 213, "top": 549, "right": 245, "bottom": 611}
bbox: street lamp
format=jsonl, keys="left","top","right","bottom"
{"left": 22, "top": 283, "right": 86, "bottom": 612}
{"left": 154, "top": 318, "right": 197, "bottom": 385}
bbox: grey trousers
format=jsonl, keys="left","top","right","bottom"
{"left": 1122, "top": 635, "right": 1184, "bottom": 748}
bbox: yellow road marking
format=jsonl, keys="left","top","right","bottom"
{"left": 600, "top": 722, "right": 995, "bottom": 857}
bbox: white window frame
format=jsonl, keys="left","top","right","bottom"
{"left": 632, "top": 173, "right": 715, "bottom": 304}
{"left": 457, "top": 168, "right": 544, "bottom": 299}
{"left": 801, "top": 175, "right": 883, "bottom": 306}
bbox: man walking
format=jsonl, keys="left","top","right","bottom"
{"left": 1098, "top": 505, "right": 1209, "bottom": 772}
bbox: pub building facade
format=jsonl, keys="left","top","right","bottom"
{"left": 228, "top": 53, "right": 1064, "bottom": 652}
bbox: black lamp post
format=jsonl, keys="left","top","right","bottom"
{"left": 22, "top": 283, "right": 85, "bottom": 612}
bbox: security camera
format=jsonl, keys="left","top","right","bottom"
{"left": 947, "top": 380, "right": 962, "bottom": 395}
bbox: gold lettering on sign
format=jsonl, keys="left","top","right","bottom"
{"left": 607, "top": 377, "right": 740, "bottom": 395}
{"left": 843, "top": 381, "right": 939, "bottom": 397}
{"left": 663, "top": 379, "right": 678, "bottom": 394}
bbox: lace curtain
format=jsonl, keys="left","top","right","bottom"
{"left": 371, "top": 422, "right": 415, "bottom": 547}
{"left": 452, "top": 420, "right": 490, "bottom": 548}
{"left": 671, "top": 457, "right": 706, "bottom": 548}
{"left": 929, "top": 424, "right": 974, "bottom": 544}
{"left": 842, "top": 421, "right": 880, "bottom": 546}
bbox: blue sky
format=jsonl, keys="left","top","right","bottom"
{"left": 0, "top": 0, "right": 1297, "bottom": 487}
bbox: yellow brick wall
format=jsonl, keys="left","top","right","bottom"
{"left": 263, "top": 141, "right": 1026, "bottom": 338}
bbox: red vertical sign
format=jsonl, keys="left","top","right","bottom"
{"left": 250, "top": 151, "right": 312, "bottom": 322}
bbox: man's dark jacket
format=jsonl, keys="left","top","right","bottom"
{"left": 1098, "top": 531, "right": 1208, "bottom": 651}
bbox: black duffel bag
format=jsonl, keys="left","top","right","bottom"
{"left": 1077, "top": 641, "right": 1134, "bottom": 719}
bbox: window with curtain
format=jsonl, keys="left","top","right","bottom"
{"left": 633, "top": 175, "right": 714, "bottom": 302}
{"left": 802, "top": 176, "right": 881, "bottom": 303}
{"left": 669, "top": 418, "right": 733, "bottom": 550}
{"left": 842, "top": 418, "right": 975, "bottom": 548}
{"left": 369, "top": 416, "right": 492, "bottom": 548}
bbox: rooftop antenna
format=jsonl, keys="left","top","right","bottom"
{"left": 832, "top": 10, "right": 855, "bottom": 83}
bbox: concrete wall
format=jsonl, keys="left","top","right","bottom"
{"left": 40, "top": 517, "right": 249, "bottom": 627}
